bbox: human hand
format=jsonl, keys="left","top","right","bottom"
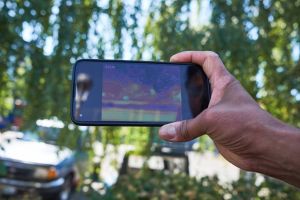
{"left": 159, "top": 51, "right": 293, "bottom": 172}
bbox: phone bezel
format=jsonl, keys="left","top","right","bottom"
{"left": 70, "top": 59, "right": 211, "bottom": 126}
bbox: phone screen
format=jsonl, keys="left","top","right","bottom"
{"left": 72, "top": 60, "right": 210, "bottom": 125}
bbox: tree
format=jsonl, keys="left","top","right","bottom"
{"left": 0, "top": 1, "right": 299, "bottom": 188}
{"left": 144, "top": 0, "right": 300, "bottom": 126}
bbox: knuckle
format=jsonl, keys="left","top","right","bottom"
{"left": 216, "top": 74, "right": 238, "bottom": 91}
{"left": 201, "top": 108, "right": 217, "bottom": 123}
{"left": 174, "top": 120, "right": 190, "bottom": 140}
{"left": 223, "top": 74, "right": 237, "bottom": 86}
{"left": 174, "top": 121, "right": 183, "bottom": 135}
{"left": 224, "top": 75, "right": 239, "bottom": 89}
{"left": 206, "top": 51, "right": 220, "bottom": 60}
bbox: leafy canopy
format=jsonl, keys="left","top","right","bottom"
{"left": 1, "top": 0, "right": 299, "bottom": 127}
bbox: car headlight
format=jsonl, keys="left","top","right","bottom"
{"left": 34, "top": 167, "right": 58, "bottom": 180}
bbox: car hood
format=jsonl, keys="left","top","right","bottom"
{"left": 0, "top": 139, "right": 73, "bottom": 166}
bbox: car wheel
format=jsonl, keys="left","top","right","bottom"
{"left": 42, "top": 176, "right": 73, "bottom": 200}
{"left": 59, "top": 176, "right": 73, "bottom": 200}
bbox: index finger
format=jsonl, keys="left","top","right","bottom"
{"left": 170, "top": 51, "right": 231, "bottom": 85}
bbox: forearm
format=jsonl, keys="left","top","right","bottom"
{"left": 255, "top": 122, "right": 300, "bottom": 187}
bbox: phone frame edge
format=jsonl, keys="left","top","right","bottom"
{"left": 70, "top": 58, "right": 211, "bottom": 127}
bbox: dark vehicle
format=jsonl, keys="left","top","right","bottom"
{"left": 119, "top": 131, "right": 197, "bottom": 176}
{"left": 0, "top": 129, "right": 80, "bottom": 200}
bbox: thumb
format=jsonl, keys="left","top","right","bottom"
{"left": 159, "top": 111, "right": 209, "bottom": 142}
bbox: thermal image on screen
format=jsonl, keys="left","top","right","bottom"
{"left": 102, "top": 63, "right": 182, "bottom": 122}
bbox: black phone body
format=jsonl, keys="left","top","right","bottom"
{"left": 71, "top": 59, "right": 211, "bottom": 126}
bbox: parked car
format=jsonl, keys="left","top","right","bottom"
{"left": 0, "top": 130, "right": 80, "bottom": 200}
{"left": 119, "top": 134, "right": 197, "bottom": 176}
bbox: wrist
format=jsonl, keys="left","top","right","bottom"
{"left": 253, "top": 120, "right": 300, "bottom": 186}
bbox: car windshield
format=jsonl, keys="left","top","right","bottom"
{"left": 22, "top": 127, "right": 60, "bottom": 144}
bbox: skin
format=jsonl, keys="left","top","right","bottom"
{"left": 159, "top": 51, "right": 300, "bottom": 188}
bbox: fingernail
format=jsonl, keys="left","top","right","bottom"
{"left": 160, "top": 123, "right": 177, "bottom": 138}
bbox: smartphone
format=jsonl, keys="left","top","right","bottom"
{"left": 71, "top": 59, "right": 211, "bottom": 126}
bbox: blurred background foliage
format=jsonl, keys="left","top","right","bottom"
{"left": 1, "top": 0, "right": 300, "bottom": 127}
{"left": 1, "top": 0, "right": 300, "bottom": 198}
{"left": 101, "top": 170, "right": 300, "bottom": 200}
